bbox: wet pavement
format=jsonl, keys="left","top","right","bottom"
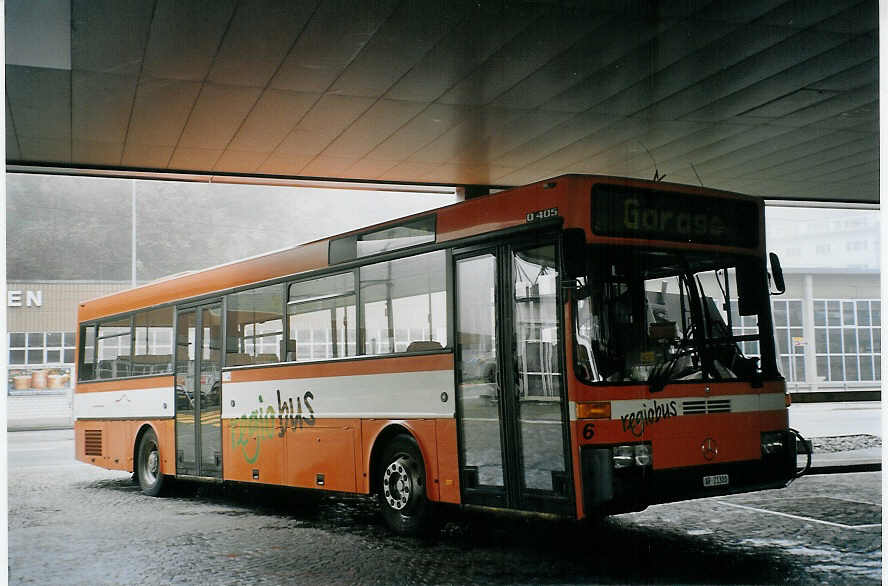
{"left": 9, "top": 429, "right": 881, "bottom": 584}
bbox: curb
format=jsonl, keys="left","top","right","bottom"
{"left": 8, "top": 422, "right": 74, "bottom": 432}
{"left": 806, "top": 463, "right": 881, "bottom": 475}
{"left": 790, "top": 390, "right": 880, "bottom": 403}
{"left": 9, "top": 426, "right": 74, "bottom": 432}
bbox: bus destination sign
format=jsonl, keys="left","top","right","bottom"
{"left": 591, "top": 183, "right": 758, "bottom": 247}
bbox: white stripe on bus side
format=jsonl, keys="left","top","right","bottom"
{"left": 609, "top": 393, "right": 786, "bottom": 419}
{"left": 222, "top": 369, "right": 456, "bottom": 420}
{"left": 74, "top": 387, "right": 175, "bottom": 420}
{"left": 569, "top": 393, "right": 786, "bottom": 422}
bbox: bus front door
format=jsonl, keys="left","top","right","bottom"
{"left": 175, "top": 303, "right": 223, "bottom": 478}
{"left": 454, "top": 241, "right": 572, "bottom": 514}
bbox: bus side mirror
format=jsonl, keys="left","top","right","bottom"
{"left": 769, "top": 252, "right": 786, "bottom": 295}
{"left": 563, "top": 228, "right": 586, "bottom": 280}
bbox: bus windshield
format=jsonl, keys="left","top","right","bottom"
{"left": 574, "top": 247, "right": 771, "bottom": 388}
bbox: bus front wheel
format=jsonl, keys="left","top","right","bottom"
{"left": 377, "top": 434, "right": 433, "bottom": 535}
{"left": 136, "top": 428, "right": 165, "bottom": 497}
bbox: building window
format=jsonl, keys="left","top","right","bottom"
{"left": 9, "top": 331, "right": 78, "bottom": 394}
{"left": 9, "top": 331, "right": 76, "bottom": 366}
{"left": 813, "top": 299, "right": 880, "bottom": 382}
{"left": 770, "top": 299, "right": 805, "bottom": 382}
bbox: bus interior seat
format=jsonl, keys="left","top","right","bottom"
{"left": 97, "top": 360, "right": 112, "bottom": 376}
{"left": 282, "top": 339, "right": 299, "bottom": 362}
{"left": 131, "top": 354, "right": 173, "bottom": 374}
{"left": 132, "top": 354, "right": 172, "bottom": 364}
{"left": 406, "top": 340, "right": 443, "bottom": 353}
{"left": 225, "top": 353, "right": 252, "bottom": 367}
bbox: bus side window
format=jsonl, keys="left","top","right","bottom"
{"left": 132, "top": 307, "right": 174, "bottom": 374}
{"left": 288, "top": 272, "right": 356, "bottom": 362}
{"left": 79, "top": 324, "right": 96, "bottom": 381}
{"left": 96, "top": 317, "right": 132, "bottom": 379}
{"left": 360, "top": 250, "right": 447, "bottom": 355}
{"left": 226, "top": 285, "right": 284, "bottom": 366}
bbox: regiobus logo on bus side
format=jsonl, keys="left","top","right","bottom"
{"left": 619, "top": 399, "right": 678, "bottom": 437}
{"left": 229, "top": 389, "right": 315, "bottom": 464}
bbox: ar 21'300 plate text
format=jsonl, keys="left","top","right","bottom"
{"left": 703, "top": 474, "right": 729, "bottom": 487}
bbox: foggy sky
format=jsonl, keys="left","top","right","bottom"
{"left": 7, "top": 173, "right": 458, "bottom": 281}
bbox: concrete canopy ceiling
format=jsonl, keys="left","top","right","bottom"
{"left": 5, "top": 0, "right": 879, "bottom": 202}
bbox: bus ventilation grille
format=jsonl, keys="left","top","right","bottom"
{"left": 682, "top": 399, "right": 732, "bottom": 415}
{"left": 84, "top": 429, "right": 102, "bottom": 456}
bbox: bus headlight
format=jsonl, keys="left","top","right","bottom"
{"left": 613, "top": 445, "right": 634, "bottom": 468}
{"left": 761, "top": 431, "right": 785, "bottom": 455}
{"left": 613, "top": 443, "right": 652, "bottom": 468}
{"left": 634, "top": 444, "right": 652, "bottom": 467}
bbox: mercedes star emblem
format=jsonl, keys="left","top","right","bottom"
{"left": 702, "top": 437, "right": 718, "bottom": 461}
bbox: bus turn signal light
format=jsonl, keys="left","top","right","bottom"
{"left": 576, "top": 401, "right": 611, "bottom": 420}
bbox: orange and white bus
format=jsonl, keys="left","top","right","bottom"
{"left": 74, "top": 174, "right": 801, "bottom": 534}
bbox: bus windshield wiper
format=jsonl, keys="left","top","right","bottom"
{"left": 648, "top": 267, "right": 711, "bottom": 392}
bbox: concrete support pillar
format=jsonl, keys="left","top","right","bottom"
{"left": 802, "top": 274, "right": 818, "bottom": 392}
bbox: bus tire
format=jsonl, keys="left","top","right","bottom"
{"left": 377, "top": 434, "right": 433, "bottom": 536}
{"left": 136, "top": 428, "right": 165, "bottom": 497}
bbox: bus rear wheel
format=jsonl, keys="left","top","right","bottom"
{"left": 377, "top": 434, "right": 433, "bottom": 536}
{"left": 136, "top": 428, "right": 166, "bottom": 497}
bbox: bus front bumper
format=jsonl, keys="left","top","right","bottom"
{"left": 581, "top": 432, "right": 797, "bottom": 516}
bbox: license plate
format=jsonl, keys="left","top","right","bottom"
{"left": 703, "top": 474, "right": 729, "bottom": 488}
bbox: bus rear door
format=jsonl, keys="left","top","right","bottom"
{"left": 174, "top": 302, "right": 223, "bottom": 479}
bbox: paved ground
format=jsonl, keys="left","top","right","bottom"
{"left": 8, "top": 429, "right": 881, "bottom": 585}
{"left": 788, "top": 401, "right": 882, "bottom": 439}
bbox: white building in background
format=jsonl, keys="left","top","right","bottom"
{"left": 7, "top": 281, "right": 131, "bottom": 393}
{"left": 764, "top": 207, "right": 880, "bottom": 396}
{"left": 6, "top": 281, "right": 132, "bottom": 428}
